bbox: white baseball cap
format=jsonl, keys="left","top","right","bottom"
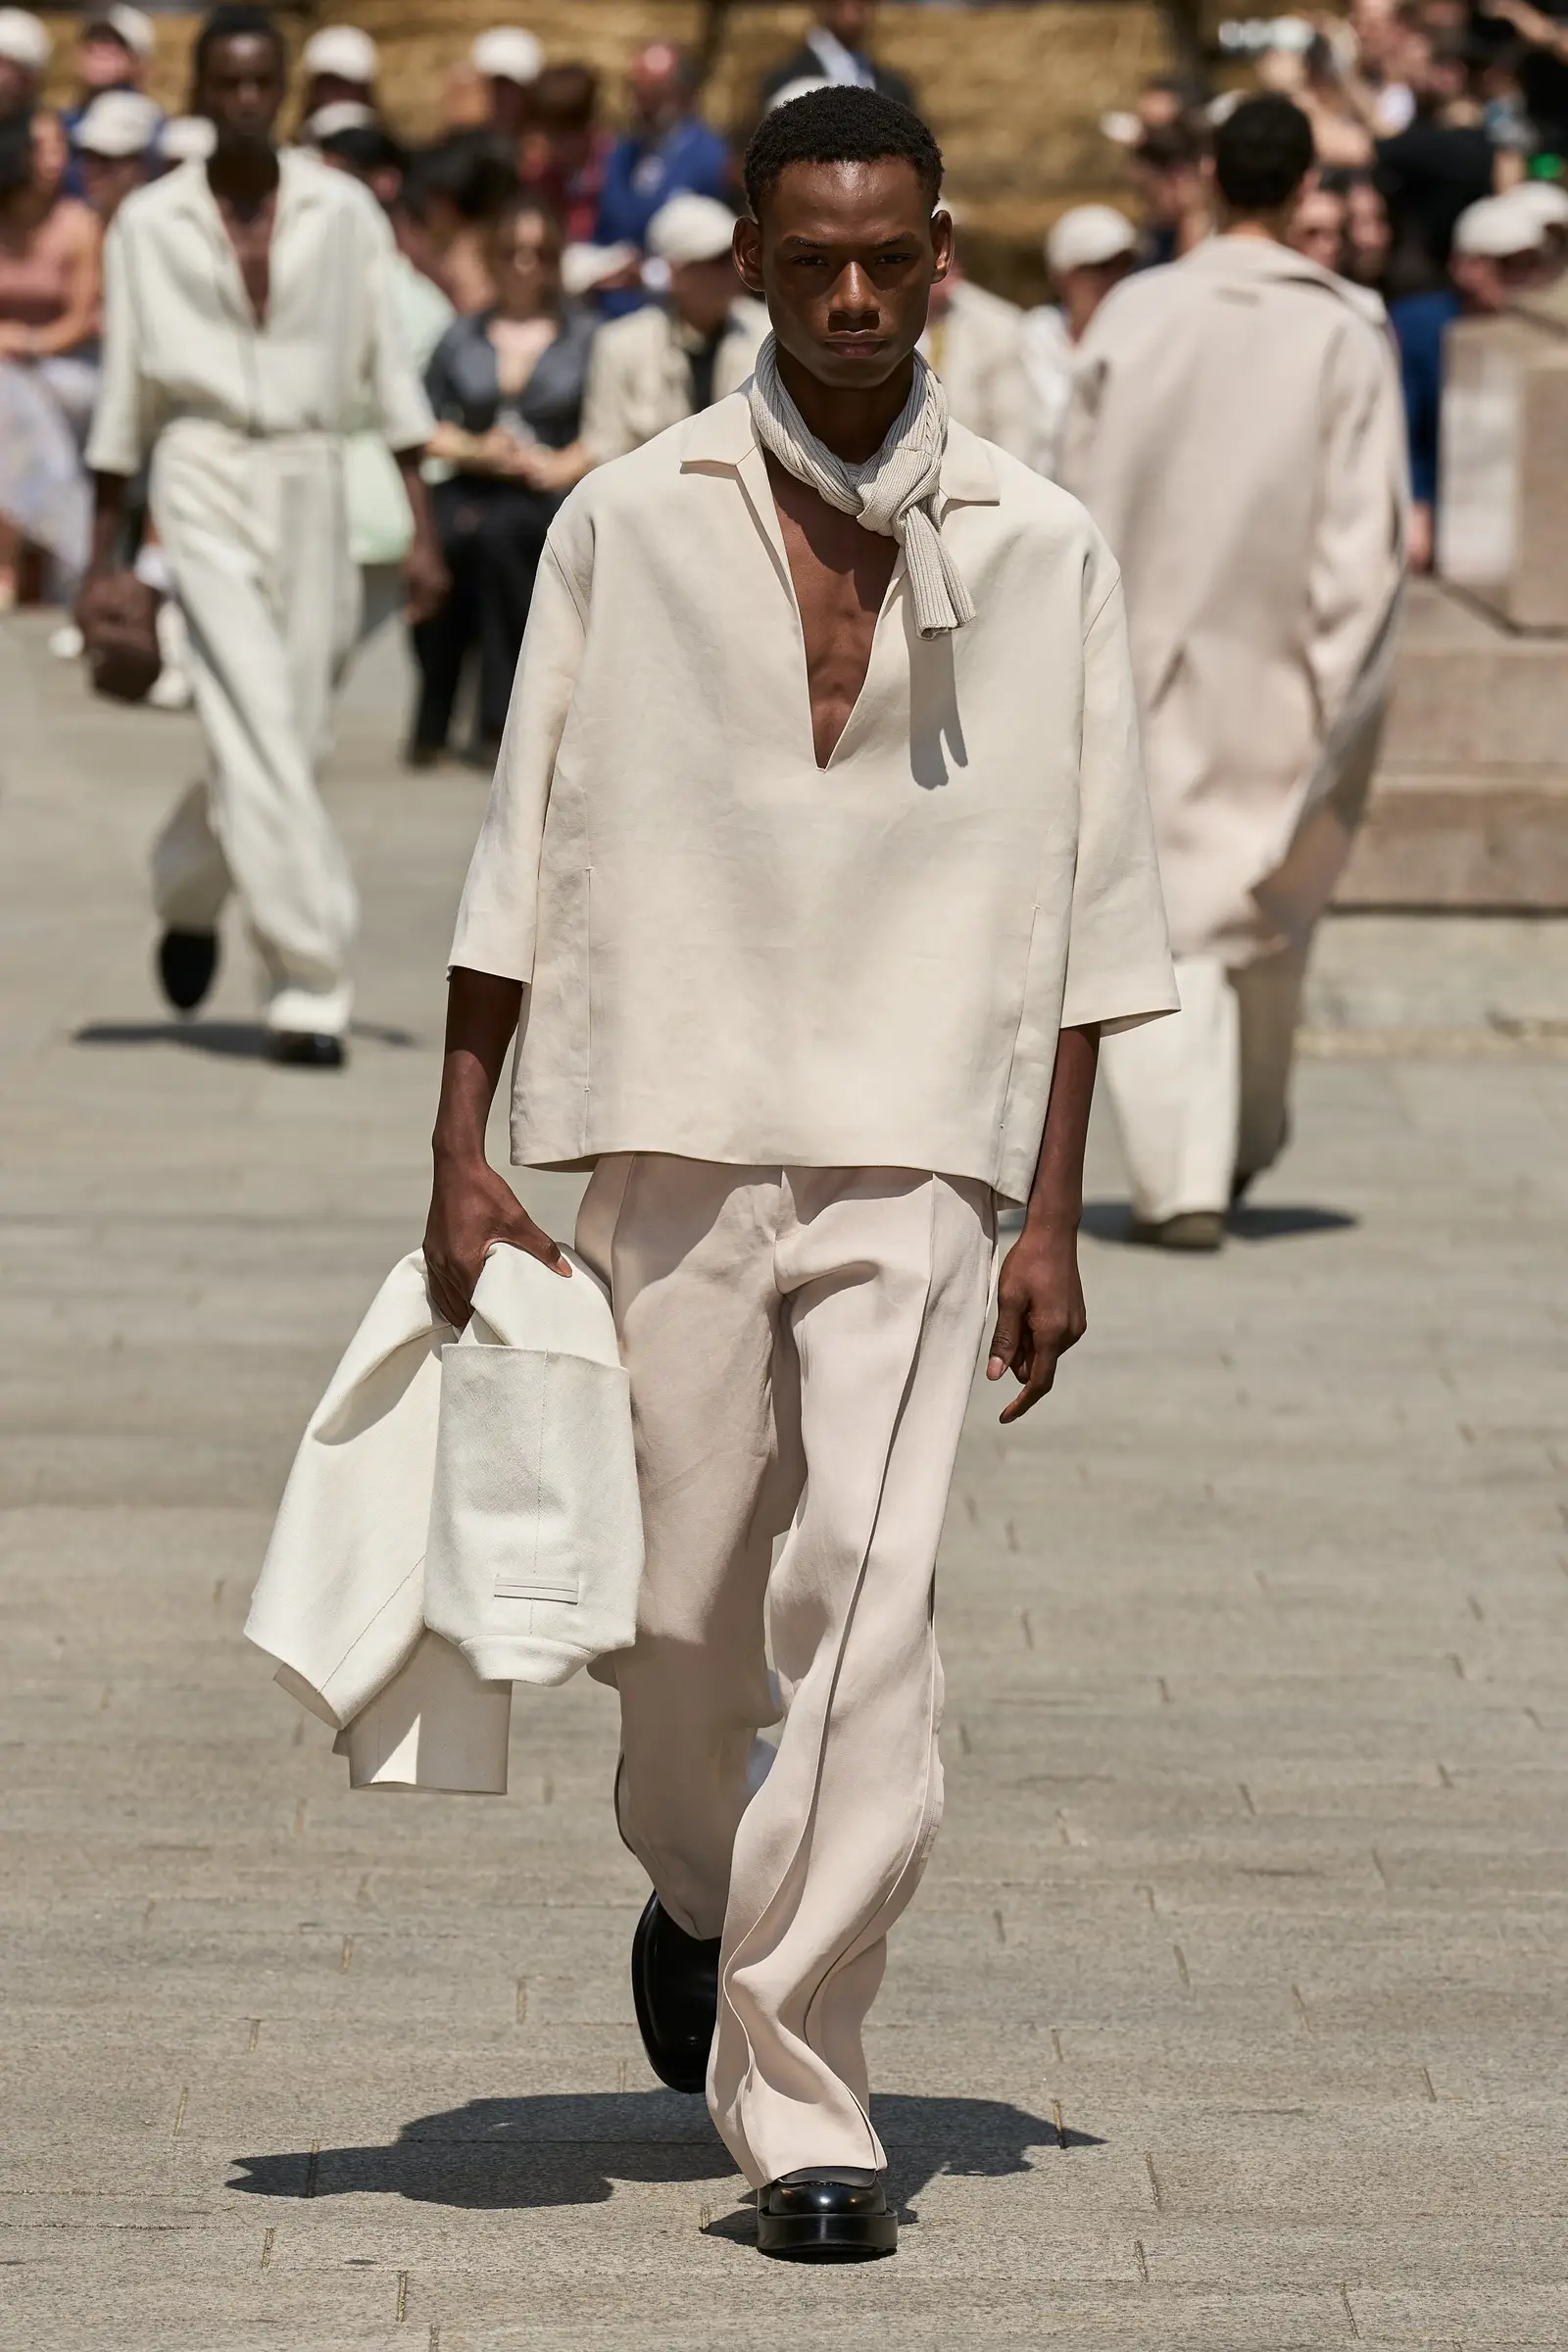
{"left": 77, "top": 87, "right": 161, "bottom": 157}
{"left": 1452, "top": 193, "right": 1543, "bottom": 260}
{"left": 1046, "top": 203, "right": 1139, "bottom": 276}
{"left": 0, "top": 9, "right": 49, "bottom": 72}
{"left": 767, "top": 74, "right": 832, "bottom": 112}
{"left": 647, "top": 192, "right": 738, "bottom": 269}
{"left": 85, "top": 6, "right": 154, "bottom": 60}
{"left": 561, "top": 240, "right": 639, "bottom": 298}
{"left": 470, "top": 26, "right": 544, "bottom": 85}
{"left": 302, "top": 100, "right": 377, "bottom": 145}
{"left": 1504, "top": 179, "right": 1568, "bottom": 233}
{"left": 301, "top": 24, "right": 377, "bottom": 85}
{"left": 159, "top": 114, "right": 217, "bottom": 165}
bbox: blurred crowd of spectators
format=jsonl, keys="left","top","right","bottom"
{"left": 1, "top": 0, "right": 1563, "bottom": 728}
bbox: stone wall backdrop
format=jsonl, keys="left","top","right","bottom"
{"left": 41, "top": 2, "right": 1175, "bottom": 299}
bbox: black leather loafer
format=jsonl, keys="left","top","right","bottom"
{"left": 157, "top": 928, "right": 219, "bottom": 1013}
{"left": 756, "top": 2168, "right": 897, "bottom": 2261}
{"left": 269, "top": 1031, "right": 346, "bottom": 1069}
{"left": 630, "top": 1892, "right": 719, "bottom": 2095}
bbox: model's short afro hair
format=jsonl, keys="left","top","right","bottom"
{"left": 743, "top": 84, "right": 944, "bottom": 220}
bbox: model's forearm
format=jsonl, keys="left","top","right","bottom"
{"left": 1024, "top": 1022, "right": 1101, "bottom": 1236}
{"left": 432, "top": 967, "right": 523, "bottom": 1163}
{"left": 86, "top": 471, "right": 129, "bottom": 575}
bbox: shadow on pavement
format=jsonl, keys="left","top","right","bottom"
{"left": 73, "top": 1018, "right": 416, "bottom": 1055}
{"left": 227, "top": 2091, "right": 1096, "bottom": 2220}
{"left": 1080, "top": 1198, "right": 1357, "bottom": 1245}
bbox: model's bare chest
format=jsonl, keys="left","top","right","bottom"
{"left": 765, "top": 455, "right": 898, "bottom": 770}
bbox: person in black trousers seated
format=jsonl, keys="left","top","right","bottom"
{"left": 410, "top": 196, "right": 594, "bottom": 766}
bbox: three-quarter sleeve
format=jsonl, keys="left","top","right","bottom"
{"left": 1058, "top": 559, "right": 1179, "bottom": 1035}
{"left": 85, "top": 216, "right": 156, "bottom": 477}
{"left": 448, "top": 528, "right": 590, "bottom": 982}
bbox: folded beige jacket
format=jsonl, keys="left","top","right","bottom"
{"left": 245, "top": 1245, "right": 644, "bottom": 1793}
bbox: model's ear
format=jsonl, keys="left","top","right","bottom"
{"left": 733, "top": 213, "right": 764, "bottom": 296}
{"left": 931, "top": 206, "right": 955, "bottom": 283}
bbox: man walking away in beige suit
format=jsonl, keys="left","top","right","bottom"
{"left": 1063, "top": 95, "right": 1406, "bottom": 1249}
{"left": 580, "top": 191, "right": 767, "bottom": 464}
{"left": 80, "top": 5, "right": 446, "bottom": 1066}
{"left": 423, "top": 85, "right": 1175, "bottom": 2260}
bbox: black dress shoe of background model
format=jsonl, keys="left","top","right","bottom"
{"left": 756, "top": 2167, "right": 897, "bottom": 2261}
{"left": 157, "top": 928, "right": 218, "bottom": 1013}
{"left": 630, "top": 1892, "right": 719, "bottom": 2094}
{"left": 270, "top": 1032, "right": 346, "bottom": 1069}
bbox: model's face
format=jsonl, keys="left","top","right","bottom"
{"left": 196, "top": 33, "right": 285, "bottom": 153}
{"left": 1061, "top": 253, "right": 1133, "bottom": 338}
{"left": 736, "top": 158, "right": 949, "bottom": 390}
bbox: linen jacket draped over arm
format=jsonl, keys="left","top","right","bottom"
{"left": 450, "top": 396, "right": 1176, "bottom": 1204}
{"left": 87, "top": 152, "right": 433, "bottom": 479}
{"left": 1060, "top": 236, "right": 1407, "bottom": 965}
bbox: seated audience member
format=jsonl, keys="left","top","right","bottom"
{"left": 0, "top": 9, "right": 49, "bottom": 115}
{"left": 1130, "top": 115, "right": 1211, "bottom": 263}
{"left": 471, "top": 25, "right": 544, "bottom": 140}
{"left": 1391, "top": 190, "right": 1544, "bottom": 570}
{"left": 518, "top": 61, "right": 612, "bottom": 245}
{"left": 1020, "top": 203, "right": 1137, "bottom": 479}
{"left": 412, "top": 196, "right": 594, "bottom": 765}
{"left": 299, "top": 24, "right": 377, "bottom": 121}
{"left": 581, "top": 190, "right": 763, "bottom": 462}
{"left": 405, "top": 130, "right": 517, "bottom": 315}
{"left": 76, "top": 87, "right": 160, "bottom": 222}
{"left": 0, "top": 108, "right": 101, "bottom": 428}
{"left": 594, "top": 41, "right": 734, "bottom": 306}
{"left": 0, "top": 108, "right": 101, "bottom": 603}
{"left": 760, "top": 2, "right": 914, "bottom": 112}
{"left": 61, "top": 7, "right": 157, "bottom": 194}
{"left": 920, "top": 222, "right": 1034, "bottom": 463}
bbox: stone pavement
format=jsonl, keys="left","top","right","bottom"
{"left": 2, "top": 612, "right": 1566, "bottom": 2351}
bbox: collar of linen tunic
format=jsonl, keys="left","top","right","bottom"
{"left": 449, "top": 391, "right": 1177, "bottom": 1203}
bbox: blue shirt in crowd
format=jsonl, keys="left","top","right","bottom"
{"left": 1390, "top": 287, "right": 1460, "bottom": 508}
{"left": 593, "top": 114, "right": 734, "bottom": 315}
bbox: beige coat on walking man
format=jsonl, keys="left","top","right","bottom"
{"left": 1061, "top": 232, "right": 1406, "bottom": 1227}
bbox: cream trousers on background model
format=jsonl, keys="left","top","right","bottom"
{"left": 1101, "top": 942, "right": 1310, "bottom": 1222}
{"left": 148, "top": 421, "right": 360, "bottom": 1038}
{"left": 575, "top": 1156, "right": 996, "bottom": 2188}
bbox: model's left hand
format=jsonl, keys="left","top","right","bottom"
{"left": 986, "top": 1224, "right": 1087, "bottom": 1424}
{"left": 402, "top": 534, "right": 451, "bottom": 627}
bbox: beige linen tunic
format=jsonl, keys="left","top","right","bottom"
{"left": 1060, "top": 236, "right": 1407, "bottom": 964}
{"left": 450, "top": 393, "right": 1176, "bottom": 1205}
{"left": 87, "top": 151, "right": 434, "bottom": 475}
{"left": 579, "top": 296, "right": 768, "bottom": 464}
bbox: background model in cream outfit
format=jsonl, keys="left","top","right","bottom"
{"left": 1062, "top": 224, "right": 1406, "bottom": 1234}
{"left": 87, "top": 153, "right": 433, "bottom": 1045}
{"left": 921, "top": 271, "right": 1036, "bottom": 466}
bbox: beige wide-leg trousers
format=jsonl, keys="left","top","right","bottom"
{"left": 148, "top": 422, "right": 361, "bottom": 1038}
{"left": 575, "top": 1156, "right": 996, "bottom": 2187}
{"left": 1101, "top": 942, "right": 1309, "bottom": 1223}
